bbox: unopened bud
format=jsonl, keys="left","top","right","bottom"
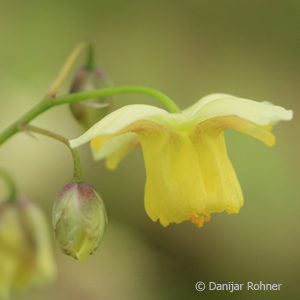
{"left": 0, "top": 199, "right": 56, "bottom": 298}
{"left": 53, "top": 183, "right": 107, "bottom": 263}
{"left": 70, "top": 66, "right": 113, "bottom": 129}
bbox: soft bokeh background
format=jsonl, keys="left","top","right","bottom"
{"left": 0, "top": 0, "right": 299, "bottom": 299}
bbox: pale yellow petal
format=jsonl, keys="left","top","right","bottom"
{"left": 106, "top": 136, "right": 140, "bottom": 170}
{"left": 184, "top": 94, "right": 293, "bottom": 126}
{"left": 139, "top": 130, "right": 207, "bottom": 226}
{"left": 139, "top": 126, "right": 243, "bottom": 227}
{"left": 91, "top": 132, "right": 138, "bottom": 161}
{"left": 191, "top": 129, "right": 243, "bottom": 215}
{"left": 89, "top": 120, "right": 166, "bottom": 169}
{"left": 70, "top": 104, "right": 168, "bottom": 148}
{"left": 193, "top": 115, "right": 276, "bottom": 147}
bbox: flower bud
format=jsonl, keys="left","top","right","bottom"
{"left": 53, "top": 183, "right": 107, "bottom": 263}
{"left": 69, "top": 66, "right": 113, "bottom": 130}
{"left": 0, "top": 199, "right": 56, "bottom": 299}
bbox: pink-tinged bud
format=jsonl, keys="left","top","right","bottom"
{"left": 69, "top": 66, "right": 113, "bottom": 129}
{"left": 53, "top": 183, "right": 107, "bottom": 263}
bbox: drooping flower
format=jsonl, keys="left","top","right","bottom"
{"left": 69, "top": 94, "right": 293, "bottom": 227}
{"left": 0, "top": 199, "right": 56, "bottom": 299}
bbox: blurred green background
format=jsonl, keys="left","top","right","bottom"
{"left": 0, "top": 0, "right": 299, "bottom": 299}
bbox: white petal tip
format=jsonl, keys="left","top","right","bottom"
{"left": 271, "top": 108, "right": 293, "bottom": 125}
{"left": 285, "top": 109, "right": 293, "bottom": 120}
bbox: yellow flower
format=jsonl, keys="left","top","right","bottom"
{"left": 0, "top": 199, "right": 56, "bottom": 299}
{"left": 70, "top": 94, "right": 293, "bottom": 227}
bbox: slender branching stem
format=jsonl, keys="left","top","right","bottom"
{"left": 0, "top": 86, "right": 180, "bottom": 146}
{"left": 22, "top": 124, "right": 83, "bottom": 183}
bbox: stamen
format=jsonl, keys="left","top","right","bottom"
{"left": 189, "top": 213, "right": 211, "bottom": 228}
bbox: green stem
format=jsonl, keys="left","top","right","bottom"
{"left": 0, "top": 169, "right": 18, "bottom": 203}
{"left": 0, "top": 86, "right": 180, "bottom": 146}
{"left": 86, "top": 42, "right": 96, "bottom": 70}
{"left": 22, "top": 124, "right": 83, "bottom": 183}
